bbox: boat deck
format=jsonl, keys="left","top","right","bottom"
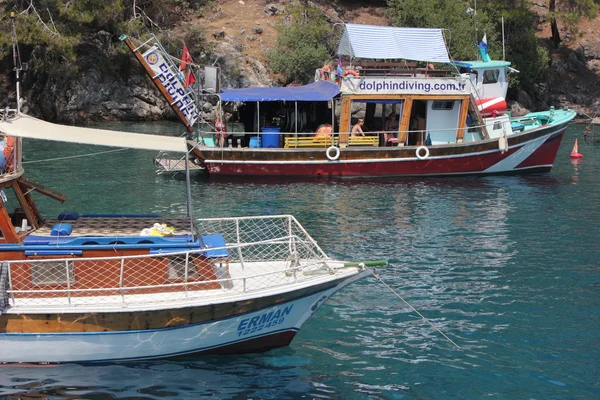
{"left": 33, "top": 217, "right": 194, "bottom": 238}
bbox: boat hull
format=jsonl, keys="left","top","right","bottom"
{"left": 190, "top": 122, "right": 568, "bottom": 178}
{"left": 0, "top": 271, "right": 368, "bottom": 363}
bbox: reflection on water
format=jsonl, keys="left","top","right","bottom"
{"left": 2, "top": 125, "right": 598, "bottom": 399}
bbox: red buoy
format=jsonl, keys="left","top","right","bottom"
{"left": 570, "top": 138, "right": 583, "bottom": 158}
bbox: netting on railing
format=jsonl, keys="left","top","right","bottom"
{"left": 4, "top": 215, "right": 334, "bottom": 308}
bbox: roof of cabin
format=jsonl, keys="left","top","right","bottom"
{"left": 452, "top": 60, "right": 512, "bottom": 69}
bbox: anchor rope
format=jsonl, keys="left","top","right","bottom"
{"left": 22, "top": 148, "right": 128, "bottom": 164}
{"left": 370, "top": 269, "right": 461, "bottom": 349}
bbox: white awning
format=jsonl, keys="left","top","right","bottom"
{"left": 337, "top": 24, "right": 450, "bottom": 63}
{"left": 0, "top": 114, "right": 188, "bottom": 153}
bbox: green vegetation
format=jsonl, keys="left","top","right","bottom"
{"left": 268, "top": 2, "right": 337, "bottom": 84}
{"left": 0, "top": 0, "right": 211, "bottom": 79}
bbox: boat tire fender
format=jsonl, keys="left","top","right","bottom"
{"left": 416, "top": 145, "right": 430, "bottom": 160}
{"left": 326, "top": 146, "right": 340, "bottom": 161}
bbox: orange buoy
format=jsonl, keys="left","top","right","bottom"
{"left": 570, "top": 138, "right": 583, "bottom": 158}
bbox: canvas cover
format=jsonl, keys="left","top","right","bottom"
{"left": 0, "top": 114, "right": 188, "bottom": 153}
{"left": 220, "top": 80, "right": 340, "bottom": 102}
{"left": 337, "top": 24, "right": 451, "bottom": 63}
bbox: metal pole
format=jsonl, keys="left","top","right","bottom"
{"left": 502, "top": 16, "right": 506, "bottom": 61}
{"left": 185, "top": 150, "right": 194, "bottom": 234}
{"left": 11, "top": 15, "right": 21, "bottom": 115}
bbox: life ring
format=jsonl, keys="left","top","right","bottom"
{"left": 326, "top": 146, "right": 340, "bottom": 161}
{"left": 416, "top": 145, "right": 430, "bottom": 160}
{"left": 341, "top": 69, "right": 359, "bottom": 77}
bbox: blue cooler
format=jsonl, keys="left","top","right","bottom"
{"left": 249, "top": 136, "right": 261, "bottom": 148}
{"left": 261, "top": 126, "right": 281, "bottom": 148}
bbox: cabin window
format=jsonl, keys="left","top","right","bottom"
{"left": 31, "top": 261, "right": 75, "bottom": 285}
{"left": 431, "top": 101, "right": 455, "bottom": 110}
{"left": 483, "top": 70, "right": 500, "bottom": 84}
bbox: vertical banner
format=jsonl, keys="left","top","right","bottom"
{"left": 121, "top": 36, "right": 199, "bottom": 132}
{"left": 141, "top": 46, "right": 199, "bottom": 130}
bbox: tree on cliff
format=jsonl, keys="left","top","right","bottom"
{"left": 386, "top": 0, "right": 499, "bottom": 61}
{"left": 547, "top": 0, "right": 598, "bottom": 48}
{"left": 268, "top": 3, "right": 336, "bottom": 84}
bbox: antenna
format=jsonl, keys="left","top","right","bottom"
{"left": 10, "top": 12, "right": 22, "bottom": 115}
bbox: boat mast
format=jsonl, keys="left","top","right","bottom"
{"left": 11, "top": 12, "right": 22, "bottom": 115}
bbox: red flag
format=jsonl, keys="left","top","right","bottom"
{"left": 179, "top": 44, "right": 192, "bottom": 71}
{"left": 184, "top": 69, "right": 196, "bottom": 88}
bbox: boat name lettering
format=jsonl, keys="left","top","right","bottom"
{"left": 237, "top": 305, "right": 294, "bottom": 336}
{"left": 156, "top": 64, "right": 199, "bottom": 126}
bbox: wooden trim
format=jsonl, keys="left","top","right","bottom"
{"left": 342, "top": 94, "right": 470, "bottom": 101}
{"left": 0, "top": 199, "right": 20, "bottom": 243}
{"left": 1, "top": 278, "right": 345, "bottom": 333}
{"left": 339, "top": 96, "right": 352, "bottom": 144}
{"left": 456, "top": 98, "right": 470, "bottom": 142}
{"left": 398, "top": 97, "right": 413, "bottom": 145}
{"left": 12, "top": 183, "right": 39, "bottom": 229}
{"left": 18, "top": 176, "right": 67, "bottom": 203}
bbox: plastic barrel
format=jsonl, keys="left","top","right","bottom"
{"left": 261, "top": 126, "right": 281, "bottom": 148}
{"left": 249, "top": 136, "right": 261, "bottom": 148}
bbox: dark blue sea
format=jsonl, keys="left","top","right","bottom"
{"left": 1, "top": 123, "right": 598, "bottom": 399}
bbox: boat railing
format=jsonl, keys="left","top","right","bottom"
{"left": 315, "top": 65, "right": 455, "bottom": 82}
{"left": 2, "top": 215, "right": 335, "bottom": 308}
{"left": 191, "top": 119, "right": 519, "bottom": 148}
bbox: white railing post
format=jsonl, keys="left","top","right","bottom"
{"left": 119, "top": 258, "right": 125, "bottom": 303}
{"left": 184, "top": 253, "right": 189, "bottom": 298}
{"left": 236, "top": 218, "right": 245, "bottom": 270}
{"left": 65, "top": 260, "right": 72, "bottom": 305}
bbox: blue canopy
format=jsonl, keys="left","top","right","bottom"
{"left": 220, "top": 80, "right": 340, "bottom": 102}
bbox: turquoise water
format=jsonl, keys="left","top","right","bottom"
{"left": 1, "top": 123, "right": 598, "bottom": 399}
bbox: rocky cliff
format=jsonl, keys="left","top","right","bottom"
{"left": 5, "top": 0, "right": 600, "bottom": 125}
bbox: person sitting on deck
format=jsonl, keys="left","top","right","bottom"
{"left": 351, "top": 119, "right": 365, "bottom": 136}
{"left": 385, "top": 112, "right": 399, "bottom": 144}
{"left": 315, "top": 124, "right": 332, "bottom": 138}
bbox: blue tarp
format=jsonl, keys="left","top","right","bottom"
{"left": 220, "top": 80, "right": 340, "bottom": 102}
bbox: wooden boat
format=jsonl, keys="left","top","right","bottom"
{"left": 0, "top": 34, "right": 371, "bottom": 363}
{"left": 123, "top": 24, "right": 576, "bottom": 178}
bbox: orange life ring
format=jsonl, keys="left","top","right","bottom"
{"left": 341, "top": 69, "right": 359, "bottom": 77}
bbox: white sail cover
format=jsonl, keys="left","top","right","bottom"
{"left": 337, "top": 24, "right": 450, "bottom": 63}
{"left": 0, "top": 114, "right": 187, "bottom": 153}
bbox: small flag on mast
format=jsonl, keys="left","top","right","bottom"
{"left": 478, "top": 34, "right": 491, "bottom": 62}
{"left": 184, "top": 69, "right": 196, "bottom": 88}
{"left": 180, "top": 44, "right": 193, "bottom": 71}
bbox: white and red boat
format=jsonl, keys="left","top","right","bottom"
{"left": 126, "top": 24, "right": 576, "bottom": 179}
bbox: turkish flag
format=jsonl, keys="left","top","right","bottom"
{"left": 184, "top": 69, "right": 196, "bottom": 88}
{"left": 180, "top": 44, "right": 192, "bottom": 71}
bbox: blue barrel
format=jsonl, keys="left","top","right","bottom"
{"left": 261, "top": 126, "right": 281, "bottom": 148}
{"left": 249, "top": 136, "right": 261, "bottom": 148}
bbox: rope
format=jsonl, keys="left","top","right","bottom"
{"left": 22, "top": 148, "right": 128, "bottom": 164}
{"left": 370, "top": 269, "right": 461, "bottom": 349}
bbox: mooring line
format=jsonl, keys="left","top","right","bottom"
{"left": 370, "top": 269, "right": 461, "bottom": 349}
{"left": 22, "top": 148, "right": 128, "bottom": 164}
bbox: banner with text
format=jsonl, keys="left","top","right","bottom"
{"left": 341, "top": 77, "right": 471, "bottom": 96}
{"left": 142, "top": 46, "right": 199, "bottom": 129}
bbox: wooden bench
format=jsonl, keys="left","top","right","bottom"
{"left": 284, "top": 136, "right": 336, "bottom": 148}
{"left": 348, "top": 135, "right": 379, "bottom": 147}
